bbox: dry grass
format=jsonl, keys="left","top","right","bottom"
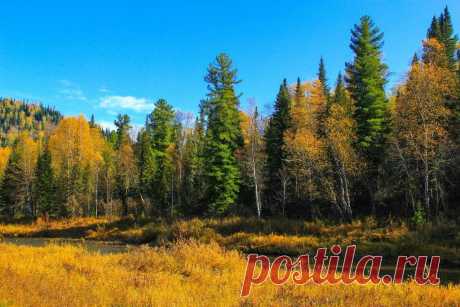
{"left": 0, "top": 241, "right": 458, "bottom": 306}
{"left": 1, "top": 217, "right": 460, "bottom": 265}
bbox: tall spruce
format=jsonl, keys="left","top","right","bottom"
{"left": 145, "top": 99, "right": 176, "bottom": 214}
{"left": 34, "top": 146, "right": 57, "bottom": 217}
{"left": 203, "top": 53, "right": 243, "bottom": 215}
{"left": 346, "top": 15, "right": 389, "bottom": 160}
{"left": 318, "top": 57, "right": 330, "bottom": 98}
{"left": 427, "top": 7, "right": 458, "bottom": 70}
{"left": 265, "top": 79, "right": 291, "bottom": 206}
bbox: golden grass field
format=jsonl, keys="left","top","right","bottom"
{"left": 0, "top": 241, "right": 459, "bottom": 306}
{"left": 0, "top": 217, "right": 459, "bottom": 306}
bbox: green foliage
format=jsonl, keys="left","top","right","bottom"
{"left": 265, "top": 79, "right": 291, "bottom": 194}
{"left": 203, "top": 53, "right": 243, "bottom": 215}
{"left": 317, "top": 57, "right": 329, "bottom": 98}
{"left": 144, "top": 99, "right": 177, "bottom": 214}
{"left": 426, "top": 6, "right": 458, "bottom": 70}
{"left": 346, "top": 15, "right": 389, "bottom": 160}
{"left": 33, "top": 146, "right": 58, "bottom": 217}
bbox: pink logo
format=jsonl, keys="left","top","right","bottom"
{"left": 241, "top": 245, "right": 440, "bottom": 297}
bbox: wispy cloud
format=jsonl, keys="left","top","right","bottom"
{"left": 58, "top": 79, "right": 87, "bottom": 101}
{"left": 99, "top": 95, "right": 153, "bottom": 112}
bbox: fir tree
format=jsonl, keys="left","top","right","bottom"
{"left": 346, "top": 15, "right": 389, "bottom": 160}
{"left": 439, "top": 7, "right": 458, "bottom": 69}
{"left": 317, "top": 57, "right": 329, "bottom": 98}
{"left": 34, "top": 146, "right": 57, "bottom": 217}
{"left": 265, "top": 79, "right": 291, "bottom": 206}
{"left": 145, "top": 99, "right": 176, "bottom": 214}
{"left": 203, "top": 53, "right": 243, "bottom": 215}
{"left": 0, "top": 150, "right": 21, "bottom": 217}
{"left": 427, "top": 16, "right": 441, "bottom": 39}
{"left": 411, "top": 53, "right": 419, "bottom": 65}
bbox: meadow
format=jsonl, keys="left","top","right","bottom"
{"left": 0, "top": 240, "right": 458, "bottom": 306}
{"left": 1, "top": 216, "right": 459, "bottom": 265}
{"left": 1, "top": 217, "right": 459, "bottom": 306}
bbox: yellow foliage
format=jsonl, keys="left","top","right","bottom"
{"left": 0, "top": 147, "right": 12, "bottom": 179}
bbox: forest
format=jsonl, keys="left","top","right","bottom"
{"left": 0, "top": 7, "right": 459, "bottom": 229}
{"left": 1, "top": 5, "right": 460, "bottom": 307}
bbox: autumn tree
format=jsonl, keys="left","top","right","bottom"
{"left": 390, "top": 62, "right": 457, "bottom": 219}
{"left": 284, "top": 80, "right": 327, "bottom": 218}
{"left": 0, "top": 133, "right": 38, "bottom": 217}
{"left": 323, "top": 74, "right": 358, "bottom": 221}
{"left": 114, "top": 114, "right": 138, "bottom": 216}
{"left": 240, "top": 104, "right": 265, "bottom": 218}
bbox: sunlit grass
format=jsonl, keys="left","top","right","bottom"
{"left": 0, "top": 241, "right": 458, "bottom": 306}
{"left": 0, "top": 216, "right": 459, "bottom": 264}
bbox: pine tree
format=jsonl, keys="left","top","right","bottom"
{"left": 265, "top": 79, "right": 291, "bottom": 209}
{"left": 203, "top": 53, "right": 243, "bottom": 215}
{"left": 346, "top": 15, "right": 389, "bottom": 160}
{"left": 34, "top": 146, "right": 57, "bottom": 217}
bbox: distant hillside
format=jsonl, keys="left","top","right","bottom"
{"left": 0, "top": 98, "right": 62, "bottom": 145}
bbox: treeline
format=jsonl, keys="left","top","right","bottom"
{"left": 0, "top": 98, "right": 62, "bottom": 146}
{"left": 0, "top": 8, "right": 459, "bottom": 224}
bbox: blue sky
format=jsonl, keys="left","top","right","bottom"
{"left": 0, "top": 1, "right": 459, "bottom": 129}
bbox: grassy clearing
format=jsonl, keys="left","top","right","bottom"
{"left": 0, "top": 241, "right": 458, "bottom": 306}
{"left": 1, "top": 216, "right": 460, "bottom": 265}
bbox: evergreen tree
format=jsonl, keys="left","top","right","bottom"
{"left": 145, "top": 99, "right": 176, "bottom": 214}
{"left": 114, "top": 114, "right": 131, "bottom": 149}
{"left": 346, "top": 15, "right": 389, "bottom": 160}
{"left": 34, "top": 146, "right": 57, "bottom": 217}
{"left": 317, "top": 57, "right": 329, "bottom": 98}
{"left": 203, "top": 53, "right": 243, "bottom": 215}
{"left": 89, "top": 114, "right": 96, "bottom": 128}
{"left": 426, "top": 7, "right": 458, "bottom": 70}
{"left": 427, "top": 16, "right": 441, "bottom": 39}
{"left": 294, "top": 77, "right": 304, "bottom": 105}
{"left": 411, "top": 53, "right": 419, "bottom": 66}
{"left": 265, "top": 79, "right": 291, "bottom": 209}
{"left": 439, "top": 7, "right": 458, "bottom": 70}
{"left": 0, "top": 149, "right": 21, "bottom": 217}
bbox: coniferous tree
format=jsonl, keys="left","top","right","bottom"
{"left": 439, "top": 7, "right": 458, "bottom": 70}
{"left": 203, "top": 53, "right": 243, "bottom": 215}
{"left": 0, "top": 149, "right": 21, "bottom": 217}
{"left": 427, "top": 16, "right": 441, "bottom": 40}
{"left": 265, "top": 79, "right": 291, "bottom": 212}
{"left": 34, "top": 146, "right": 57, "bottom": 217}
{"left": 318, "top": 57, "right": 329, "bottom": 98}
{"left": 145, "top": 99, "right": 176, "bottom": 215}
{"left": 346, "top": 15, "right": 389, "bottom": 160}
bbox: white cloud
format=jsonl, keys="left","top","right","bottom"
{"left": 58, "top": 79, "right": 87, "bottom": 101}
{"left": 97, "top": 120, "right": 117, "bottom": 131}
{"left": 99, "top": 95, "right": 153, "bottom": 112}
